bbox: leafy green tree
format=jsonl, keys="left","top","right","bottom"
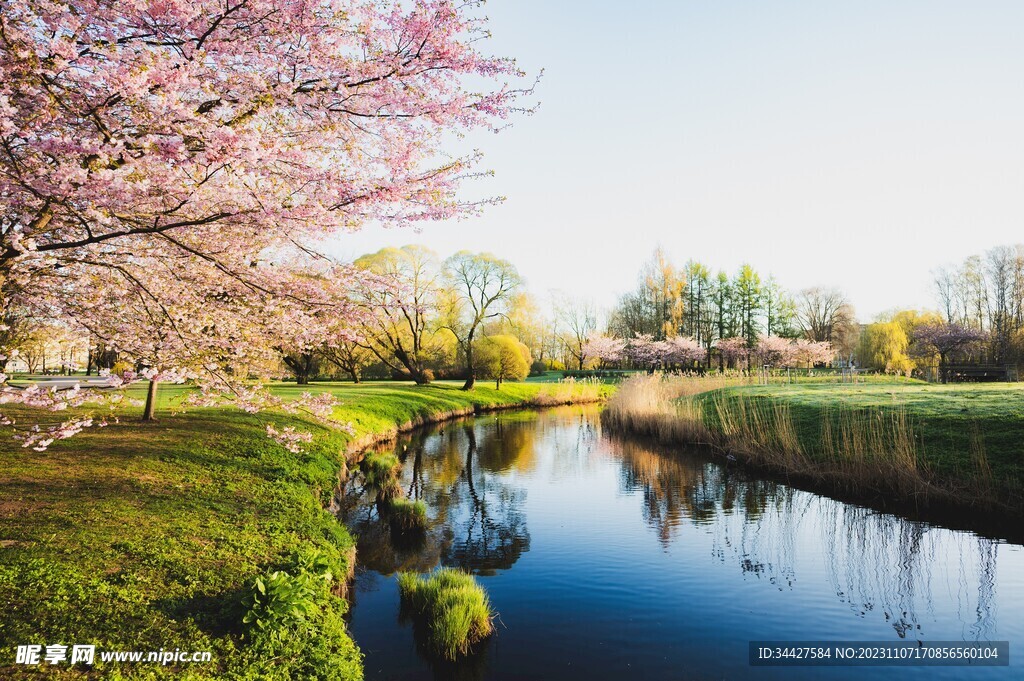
{"left": 859, "top": 321, "right": 914, "bottom": 375}
{"left": 763, "top": 276, "right": 797, "bottom": 337}
{"left": 733, "top": 264, "right": 763, "bottom": 352}
{"left": 476, "top": 335, "right": 531, "bottom": 389}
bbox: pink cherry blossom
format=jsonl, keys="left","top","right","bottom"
{"left": 1, "top": 1, "right": 530, "bottom": 446}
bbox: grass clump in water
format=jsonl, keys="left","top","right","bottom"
{"left": 397, "top": 568, "right": 495, "bottom": 660}
{"left": 360, "top": 451, "right": 402, "bottom": 499}
{"left": 386, "top": 497, "right": 428, "bottom": 532}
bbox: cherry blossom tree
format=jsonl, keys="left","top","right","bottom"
{"left": 790, "top": 339, "right": 834, "bottom": 368}
{"left": 582, "top": 335, "right": 626, "bottom": 368}
{"left": 0, "top": 0, "right": 531, "bottom": 444}
{"left": 661, "top": 336, "right": 707, "bottom": 367}
{"left": 752, "top": 335, "right": 795, "bottom": 368}
{"left": 912, "top": 322, "right": 987, "bottom": 381}
{"left": 623, "top": 333, "right": 704, "bottom": 370}
{"left": 715, "top": 337, "right": 748, "bottom": 369}
{"left": 625, "top": 333, "right": 660, "bottom": 370}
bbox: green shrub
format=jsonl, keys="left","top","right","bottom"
{"left": 238, "top": 545, "right": 362, "bottom": 680}
{"left": 242, "top": 571, "right": 320, "bottom": 640}
{"left": 397, "top": 568, "right": 494, "bottom": 660}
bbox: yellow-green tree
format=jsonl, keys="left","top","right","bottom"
{"left": 353, "top": 245, "right": 445, "bottom": 384}
{"left": 859, "top": 321, "right": 913, "bottom": 375}
{"left": 476, "top": 335, "right": 531, "bottom": 389}
{"left": 858, "top": 309, "right": 944, "bottom": 375}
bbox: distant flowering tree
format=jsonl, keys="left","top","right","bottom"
{"left": 715, "top": 337, "right": 749, "bottom": 369}
{"left": 582, "top": 335, "right": 626, "bottom": 367}
{"left": 790, "top": 339, "right": 834, "bottom": 368}
{"left": 912, "top": 323, "right": 987, "bottom": 381}
{"left": 753, "top": 335, "right": 796, "bottom": 368}
{"left": 622, "top": 333, "right": 704, "bottom": 370}
{"left": 0, "top": 0, "right": 532, "bottom": 446}
{"left": 625, "top": 334, "right": 660, "bottom": 369}
{"left": 661, "top": 336, "right": 707, "bottom": 367}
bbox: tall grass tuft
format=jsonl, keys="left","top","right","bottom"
{"left": 385, "top": 497, "right": 428, "bottom": 532}
{"left": 397, "top": 568, "right": 495, "bottom": 660}
{"left": 360, "top": 451, "right": 402, "bottom": 499}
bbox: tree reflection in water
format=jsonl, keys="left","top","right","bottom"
{"left": 339, "top": 415, "right": 533, "bottom": 577}
{"left": 605, "top": 432, "right": 1002, "bottom": 640}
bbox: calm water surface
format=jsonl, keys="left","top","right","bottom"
{"left": 339, "top": 406, "right": 1023, "bottom": 680}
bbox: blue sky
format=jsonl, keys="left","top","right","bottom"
{"left": 329, "top": 0, "right": 1024, "bottom": 321}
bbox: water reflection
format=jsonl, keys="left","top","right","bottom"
{"left": 340, "top": 418, "right": 534, "bottom": 576}
{"left": 344, "top": 407, "right": 1022, "bottom": 681}
{"left": 606, "top": 432, "right": 1004, "bottom": 641}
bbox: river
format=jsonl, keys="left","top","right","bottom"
{"left": 338, "top": 405, "right": 1022, "bottom": 680}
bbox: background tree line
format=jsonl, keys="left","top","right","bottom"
{"left": 856, "top": 244, "right": 1024, "bottom": 379}
{"left": 277, "top": 245, "right": 539, "bottom": 389}
{"left": 12, "top": 244, "right": 1023, "bottom": 386}
{"left": 604, "top": 248, "right": 859, "bottom": 369}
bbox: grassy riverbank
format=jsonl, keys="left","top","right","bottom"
{"left": 603, "top": 375, "right": 1024, "bottom": 516}
{"left": 0, "top": 380, "right": 606, "bottom": 679}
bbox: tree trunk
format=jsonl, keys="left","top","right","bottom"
{"left": 143, "top": 379, "right": 159, "bottom": 421}
{"left": 296, "top": 371, "right": 310, "bottom": 385}
{"left": 461, "top": 339, "right": 475, "bottom": 390}
{"left": 350, "top": 369, "right": 361, "bottom": 384}
{"left": 496, "top": 377, "right": 501, "bottom": 390}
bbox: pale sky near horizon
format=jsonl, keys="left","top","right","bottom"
{"left": 326, "top": 0, "right": 1024, "bottom": 322}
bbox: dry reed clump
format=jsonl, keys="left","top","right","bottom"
{"left": 601, "top": 373, "right": 987, "bottom": 507}
{"left": 600, "top": 372, "right": 742, "bottom": 445}
{"left": 968, "top": 423, "right": 994, "bottom": 490}
{"left": 534, "top": 377, "right": 604, "bottom": 406}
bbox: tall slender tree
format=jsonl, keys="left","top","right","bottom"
{"left": 442, "top": 252, "right": 522, "bottom": 390}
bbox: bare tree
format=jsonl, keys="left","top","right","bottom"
{"left": 321, "top": 338, "right": 374, "bottom": 383}
{"left": 986, "top": 246, "right": 1014, "bottom": 361}
{"left": 353, "top": 246, "right": 442, "bottom": 384}
{"left": 934, "top": 266, "right": 959, "bottom": 324}
{"left": 555, "top": 296, "right": 597, "bottom": 370}
{"left": 442, "top": 252, "right": 522, "bottom": 390}
{"left": 797, "top": 287, "right": 854, "bottom": 342}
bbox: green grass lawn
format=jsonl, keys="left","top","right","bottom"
{"left": 696, "top": 381, "right": 1024, "bottom": 503}
{"left": 0, "top": 379, "right": 605, "bottom": 679}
